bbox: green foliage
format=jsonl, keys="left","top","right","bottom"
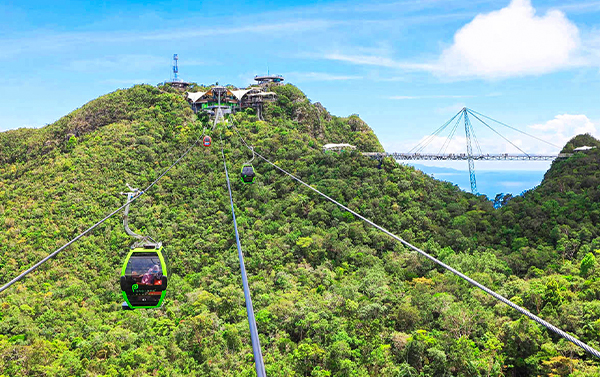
{"left": 1, "top": 83, "right": 600, "bottom": 376}
{"left": 581, "top": 252, "right": 596, "bottom": 277}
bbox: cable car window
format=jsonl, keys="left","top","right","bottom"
{"left": 125, "top": 255, "right": 163, "bottom": 286}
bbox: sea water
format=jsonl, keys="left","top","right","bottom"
{"left": 408, "top": 163, "right": 547, "bottom": 199}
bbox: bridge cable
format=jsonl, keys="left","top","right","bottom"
{"left": 470, "top": 121, "right": 483, "bottom": 155}
{"left": 218, "top": 131, "right": 267, "bottom": 377}
{"left": 439, "top": 110, "right": 463, "bottom": 155}
{"left": 468, "top": 108, "right": 560, "bottom": 149}
{"left": 465, "top": 111, "right": 483, "bottom": 155}
{"left": 228, "top": 119, "right": 600, "bottom": 360}
{"left": 438, "top": 111, "right": 461, "bottom": 155}
{"left": 410, "top": 109, "right": 462, "bottom": 154}
{"left": 412, "top": 113, "right": 457, "bottom": 154}
{"left": 467, "top": 110, "right": 531, "bottom": 157}
{"left": 0, "top": 136, "right": 202, "bottom": 294}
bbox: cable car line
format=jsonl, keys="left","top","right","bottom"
{"left": 0, "top": 136, "right": 203, "bottom": 294}
{"left": 228, "top": 120, "right": 600, "bottom": 360}
{"left": 218, "top": 131, "right": 266, "bottom": 377}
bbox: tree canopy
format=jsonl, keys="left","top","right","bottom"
{"left": 1, "top": 83, "right": 600, "bottom": 376}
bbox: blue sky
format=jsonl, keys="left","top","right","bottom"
{"left": 2, "top": 0, "right": 600, "bottom": 174}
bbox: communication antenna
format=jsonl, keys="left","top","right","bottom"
{"left": 172, "top": 54, "right": 179, "bottom": 82}
{"left": 166, "top": 54, "right": 189, "bottom": 88}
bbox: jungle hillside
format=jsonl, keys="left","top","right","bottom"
{"left": 1, "top": 83, "right": 600, "bottom": 376}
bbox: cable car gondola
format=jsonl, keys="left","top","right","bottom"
{"left": 203, "top": 135, "right": 212, "bottom": 147}
{"left": 119, "top": 185, "right": 169, "bottom": 310}
{"left": 241, "top": 164, "right": 256, "bottom": 184}
{"left": 120, "top": 243, "right": 168, "bottom": 309}
{"left": 240, "top": 146, "right": 256, "bottom": 184}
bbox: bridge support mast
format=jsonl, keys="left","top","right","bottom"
{"left": 463, "top": 108, "right": 477, "bottom": 194}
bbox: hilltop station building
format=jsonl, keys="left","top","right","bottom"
{"left": 186, "top": 75, "right": 283, "bottom": 119}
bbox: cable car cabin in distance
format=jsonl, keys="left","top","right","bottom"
{"left": 240, "top": 164, "right": 255, "bottom": 184}
{"left": 120, "top": 243, "right": 168, "bottom": 309}
{"left": 203, "top": 135, "right": 212, "bottom": 147}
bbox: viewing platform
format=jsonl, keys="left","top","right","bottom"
{"left": 254, "top": 74, "right": 284, "bottom": 86}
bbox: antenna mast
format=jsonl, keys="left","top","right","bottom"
{"left": 172, "top": 54, "right": 179, "bottom": 82}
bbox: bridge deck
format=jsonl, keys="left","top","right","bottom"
{"left": 362, "top": 152, "right": 572, "bottom": 161}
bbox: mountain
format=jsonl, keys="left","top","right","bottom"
{"left": 493, "top": 135, "right": 600, "bottom": 275}
{"left": 1, "top": 83, "right": 599, "bottom": 376}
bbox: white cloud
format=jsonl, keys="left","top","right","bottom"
{"left": 0, "top": 20, "right": 338, "bottom": 59}
{"left": 101, "top": 78, "right": 154, "bottom": 85}
{"left": 71, "top": 55, "right": 166, "bottom": 72}
{"left": 553, "top": 1, "right": 600, "bottom": 14}
{"left": 437, "top": 0, "right": 582, "bottom": 78}
{"left": 285, "top": 71, "right": 363, "bottom": 82}
{"left": 388, "top": 94, "right": 474, "bottom": 100}
{"left": 323, "top": 52, "right": 436, "bottom": 70}
{"left": 528, "top": 114, "right": 598, "bottom": 148}
{"left": 321, "top": 0, "right": 593, "bottom": 79}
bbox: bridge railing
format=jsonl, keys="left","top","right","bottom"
{"left": 361, "top": 152, "right": 570, "bottom": 161}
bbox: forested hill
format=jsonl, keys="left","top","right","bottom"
{"left": 492, "top": 134, "right": 600, "bottom": 276}
{"left": 1, "top": 83, "right": 599, "bottom": 376}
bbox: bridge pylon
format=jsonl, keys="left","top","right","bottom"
{"left": 381, "top": 107, "right": 562, "bottom": 195}
{"left": 463, "top": 109, "right": 477, "bottom": 194}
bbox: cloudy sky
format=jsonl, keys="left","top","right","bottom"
{"left": 1, "top": 0, "right": 599, "bottom": 171}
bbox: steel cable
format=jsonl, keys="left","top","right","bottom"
{"left": 229, "top": 120, "right": 600, "bottom": 360}
{"left": 467, "top": 110, "right": 531, "bottom": 157}
{"left": 410, "top": 109, "right": 463, "bottom": 154}
{"left": 0, "top": 136, "right": 202, "bottom": 294}
{"left": 439, "top": 111, "right": 463, "bottom": 155}
{"left": 467, "top": 108, "right": 560, "bottom": 149}
{"left": 218, "top": 131, "right": 267, "bottom": 377}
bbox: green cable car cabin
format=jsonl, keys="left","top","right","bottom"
{"left": 241, "top": 164, "right": 256, "bottom": 184}
{"left": 120, "top": 243, "right": 168, "bottom": 309}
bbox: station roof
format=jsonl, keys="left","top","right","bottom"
{"left": 574, "top": 146, "right": 596, "bottom": 151}
{"left": 323, "top": 143, "right": 356, "bottom": 150}
{"left": 187, "top": 88, "right": 235, "bottom": 102}
{"left": 187, "top": 92, "right": 206, "bottom": 102}
{"left": 249, "top": 91, "right": 277, "bottom": 96}
{"left": 231, "top": 89, "right": 252, "bottom": 101}
{"left": 187, "top": 87, "right": 277, "bottom": 103}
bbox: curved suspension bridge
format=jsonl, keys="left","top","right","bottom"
{"left": 365, "top": 107, "right": 564, "bottom": 194}
{"left": 363, "top": 152, "right": 569, "bottom": 161}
